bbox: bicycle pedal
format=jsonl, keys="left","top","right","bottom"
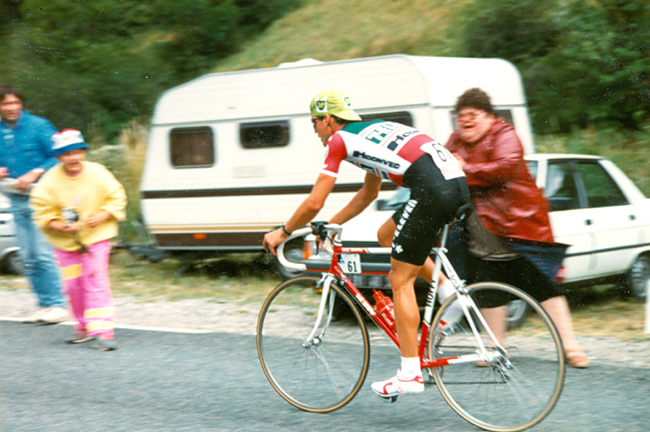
{"left": 378, "top": 394, "right": 399, "bottom": 403}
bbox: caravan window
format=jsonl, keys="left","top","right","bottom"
{"left": 240, "top": 121, "right": 290, "bottom": 149}
{"left": 170, "top": 127, "right": 215, "bottom": 168}
{"left": 361, "top": 111, "right": 413, "bottom": 127}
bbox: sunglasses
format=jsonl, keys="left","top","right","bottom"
{"left": 311, "top": 116, "right": 324, "bottom": 129}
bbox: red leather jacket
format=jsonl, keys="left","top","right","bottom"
{"left": 445, "top": 120, "right": 554, "bottom": 243}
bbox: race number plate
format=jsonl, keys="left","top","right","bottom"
{"left": 339, "top": 254, "right": 362, "bottom": 274}
{"left": 421, "top": 142, "right": 465, "bottom": 180}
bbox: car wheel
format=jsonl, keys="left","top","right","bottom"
{"left": 2, "top": 250, "right": 23, "bottom": 275}
{"left": 506, "top": 299, "right": 529, "bottom": 329}
{"left": 622, "top": 255, "right": 650, "bottom": 301}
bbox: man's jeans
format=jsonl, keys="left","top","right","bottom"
{"left": 9, "top": 195, "right": 65, "bottom": 307}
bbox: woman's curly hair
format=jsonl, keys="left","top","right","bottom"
{"left": 455, "top": 88, "right": 493, "bottom": 115}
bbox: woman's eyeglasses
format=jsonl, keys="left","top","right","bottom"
{"left": 456, "top": 110, "right": 484, "bottom": 121}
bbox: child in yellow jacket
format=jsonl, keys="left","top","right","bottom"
{"left": 30, "top": 129, "right": 126, "bottom": 350}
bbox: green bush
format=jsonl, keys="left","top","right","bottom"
{"left": 461, "top": 0, "right": 650, "bottom": 133}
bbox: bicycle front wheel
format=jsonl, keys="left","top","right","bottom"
{"left": 257, "top": 276, "right": 370, "bottom": 413}
{"left": 427, "top": 282, "right": 565, "bottom": 432}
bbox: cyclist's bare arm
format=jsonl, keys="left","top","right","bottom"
{"left": 263, "top": 173, "right": 336, "bottom": 254}
{"left": 329, "top": 173, "right": 382, "bottom": 225}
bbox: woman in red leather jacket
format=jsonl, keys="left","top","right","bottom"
{"left": 445, "top": 88, "right": 589, "bottom": 368}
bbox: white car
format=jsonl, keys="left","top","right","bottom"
{"left": 0, "top": 193, "right": 22, "bottom": 275}
{"left": 305, "top": 154, "right": 650, "bottom": 302}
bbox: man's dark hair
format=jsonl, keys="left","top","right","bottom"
{"left": 331, "top": 114, "right": 361, "bottom": 125}
{"left": 0, "top": 85, "right": 24, "bottom": 103}
{"left": 455, "top": 88, "right": 493, "bottom": 115}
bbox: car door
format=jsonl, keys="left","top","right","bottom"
{"left": 543, "top": 160, "right": 598, "bottom": 281}
{"left": 0, "top": 194, "right": 19, "bottom": 268}
{"left": 571, "top": 160, "right": 640, "bottom": 277}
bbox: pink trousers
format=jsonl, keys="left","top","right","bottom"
{"left": 54, "top": 240, "right": 115, "bottom": 338}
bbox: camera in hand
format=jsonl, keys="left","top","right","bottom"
{"left": 62, "top": 207, "right": 79, "bottom": 224}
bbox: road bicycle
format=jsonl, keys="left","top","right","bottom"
{"left": 257, "top": 206, "right": 566, "bottom": 432}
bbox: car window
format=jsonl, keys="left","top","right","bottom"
{"left": 493, "top": 109, "right": 514, "bottom": 125}
{"left": 545, "top": 162, "right": 581, "bottom": 211}
{"left": 574, "top": 162, "right": 629, "bottom": 208}
{"left": 526, "top": 160, "right": 537, "bottom": 180}
{"left": 377, "top": 187, "right": 411, "bottom": 210}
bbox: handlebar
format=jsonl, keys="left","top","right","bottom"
{"left": 276, "top": 224, "right": 343, "bottom": 272}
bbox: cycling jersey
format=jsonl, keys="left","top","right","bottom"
{"left": 322, "top": 120, "right": 464, "bottom": 187}
{"left": 321, "top": 119, "right": 469, "bottom": 266}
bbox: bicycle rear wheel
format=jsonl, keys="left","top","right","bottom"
{"left": 427, "top": 282, "right": 565, "bottom": 432}
{"left": 257, "top": 276, "right": 370, "bottom": 413}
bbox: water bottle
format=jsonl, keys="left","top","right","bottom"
{"left": 373, "top": 289, "right": 396, "bottom": 331}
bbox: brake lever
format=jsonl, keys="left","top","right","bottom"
{"left": 310, "top": 221, "right": 329, "bottom": 242}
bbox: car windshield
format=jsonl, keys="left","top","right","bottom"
{"left": 526, "top": 160, "right": 538, "bottom": 179}
{"left": 379, "top": 187, "right": 411, "bottom": 210}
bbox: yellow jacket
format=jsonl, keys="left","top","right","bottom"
{"left": 30, "top": 161, "right": 127, "bottom": 251}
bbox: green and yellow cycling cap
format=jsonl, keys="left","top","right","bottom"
{"left": 309, "top": 89, "right": 361, "bottom": 121}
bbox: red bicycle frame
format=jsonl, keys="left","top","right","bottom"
{"left": 322, "top": 235, "right": 465, "bottom": 370}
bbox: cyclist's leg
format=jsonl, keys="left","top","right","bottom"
{"left": 377, "top": 215, "right": 446, "bottom": 286}
{"left": 371, "top": 259, "right": 425, "bottom": 399}
{"left": 378, "top": 215, "right": 460, "bottom": 330}
{"left": 388, "top": 259, "right": 421, "bottom": 358}
{"left": 372, "top": 199, "right": 435, "bottom": 399}
{"left": 372, "top": 155, "right": 469, "bottom": 400}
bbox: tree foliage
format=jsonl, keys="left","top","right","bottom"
{"left": 0, "top": 0, "right": 303, "bottom": 140}
{"left": 461, "top": 0, "right": 650, "bottom": 133}
{"left": 2, "top": 0, "right": 647, "bottom": 138}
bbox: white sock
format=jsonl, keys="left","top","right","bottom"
{"left": 437, "top": 279, "right": 454, "bottom": 302}
{"left": 437, "top": 280, "right": 463, "bottom": 329}
{"left": 400, "top": 357, "right": 421, "bottom": 377}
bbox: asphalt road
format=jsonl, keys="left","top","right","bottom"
{"left": 1, "top": 321, "right": 648, "bottom": 432}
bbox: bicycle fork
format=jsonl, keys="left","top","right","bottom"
{"left": 301, "top": 273, "right": 337, "bottom": 349}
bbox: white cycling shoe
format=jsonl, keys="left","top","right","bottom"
{"left": 371, "top": 369, "right": 424, "bottom": 401}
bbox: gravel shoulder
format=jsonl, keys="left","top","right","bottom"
{"left": 2, "top": 286, "right": 649, "bottom": 369}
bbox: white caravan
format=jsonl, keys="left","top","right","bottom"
{"left": 140, "top": 55, "right": 534, "bottom": 264}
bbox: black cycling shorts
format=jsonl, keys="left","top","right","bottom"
{"left": 391, "top": 154, "right": 470, "bottom": 266}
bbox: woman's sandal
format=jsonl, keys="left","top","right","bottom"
{"left": 565, "top": 348, "right": 590, "bottom": 368}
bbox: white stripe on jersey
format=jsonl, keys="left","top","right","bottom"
{"left": 337, "top": 129, "right": 411, "bottom": 177}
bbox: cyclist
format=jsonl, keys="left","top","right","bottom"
{"left": 263, "top": 89, "right": 470, "bottom": 399}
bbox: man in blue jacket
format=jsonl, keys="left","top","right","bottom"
{"left": 0, "top": 84, "right": 67, "bottom": 324}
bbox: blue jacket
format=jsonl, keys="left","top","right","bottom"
{"left": 0, "top": 110, "right": 59, "bottom": 179}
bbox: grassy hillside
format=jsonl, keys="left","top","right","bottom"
{"left": 216, "top": 0, "right": 469, "bottom": 71}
